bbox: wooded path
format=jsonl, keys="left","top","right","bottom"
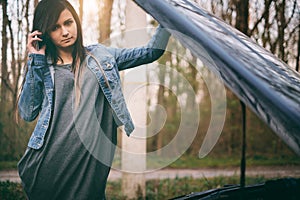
{"left": 1, "top": 166, "right": 299, "bottom": 183}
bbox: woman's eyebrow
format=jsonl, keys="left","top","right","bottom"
{"left": 65, "top": 18, "right": 73, "bottom": 22}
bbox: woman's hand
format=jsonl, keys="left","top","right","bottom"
{"left": 27, "top": 31, "right": 46, "bottom": 54}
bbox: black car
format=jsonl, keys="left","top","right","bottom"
{"left": 133, "top": 0, "right": 300, "bottom": 199}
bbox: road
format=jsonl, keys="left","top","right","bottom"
{"left": 1, "top": 166, "right": 300, "bottom": 183}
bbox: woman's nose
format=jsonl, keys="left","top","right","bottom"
{"left": 62, "top": 27, "right": 69, "bottom": 37}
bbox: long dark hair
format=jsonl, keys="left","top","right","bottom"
{"left": 32, "top": 0, "right": 85, "bottom": 69}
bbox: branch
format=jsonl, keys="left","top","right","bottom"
{"left": 284, "top": 0, "right": 297, "bottom": 29}
{"left": 0, "top": 73, "right": 15, "bottom": 95}
{"left": 249, "top": 0, "right": 273, "bottom": 36}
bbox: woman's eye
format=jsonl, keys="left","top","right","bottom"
{"left": 51, "top": 25, "right": 59, "bottom": 32}
{"left": 65, "top": 20, "right": 73, "bottom": 26}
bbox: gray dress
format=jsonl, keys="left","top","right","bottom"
{"left": 18, "top": 64, "right": 117, "bottom": 200}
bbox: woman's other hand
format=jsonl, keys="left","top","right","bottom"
{"left": 27, "top": 31, "right": 46, "bottom": 54}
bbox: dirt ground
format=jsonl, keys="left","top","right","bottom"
{"left": 1, "top": 165, "right": 300, "bottom": 183}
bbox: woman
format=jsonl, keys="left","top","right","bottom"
{"left": 17, "top": 0, "right": 170, "bottom": 199}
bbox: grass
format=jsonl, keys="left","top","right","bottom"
{"left": 0, "top": 175, "right": 287, "bottom": 200}
{"left": 141, "top": 176, "right": 269, "bottom": 200}
{"left": 168, "top": 155, "right": 300, "bottom": 169}
{"left": 0, "top": 161, "right": 18, "bottom": 171}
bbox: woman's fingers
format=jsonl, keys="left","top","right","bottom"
{"left": 28, "top": 31, "right": 42, "bottom": 44}
{"left": 27, "top": 31, "right": 45, "bottom": 54}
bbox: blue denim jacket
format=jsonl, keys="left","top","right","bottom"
{"left": 18, "top": 26, "right": 170, "bottom": 149}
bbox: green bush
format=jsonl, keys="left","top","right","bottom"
{"left": 105, "top": 176, "right": 271, "bottom": 199}
{"left": 0, "top": 176, "right": 287, "bottom": 200}
{"left": 0, "top": 181, "right": 26, "bottom": 200}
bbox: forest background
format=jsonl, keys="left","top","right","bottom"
{"left": 0, "top": 0, "right": 300, "bottom": 170}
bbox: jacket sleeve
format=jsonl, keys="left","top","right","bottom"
{"left": 108, "top": 25, "right": 171, "bottom": 71}
{"left": 18, "top": 54, "right": 46, "bottom": 121}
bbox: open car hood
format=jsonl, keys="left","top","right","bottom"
{"left": 133, "top": 0, "right": 300, "bottom": 156}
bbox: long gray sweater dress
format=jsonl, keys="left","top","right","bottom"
{"left": 18, "top": 64, "right": 117, "bottom": 200}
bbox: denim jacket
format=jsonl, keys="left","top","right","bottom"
{"left": 18, "top": 26, "right": 170, "bottom": 149}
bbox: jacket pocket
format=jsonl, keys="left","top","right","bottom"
{"left": 102, "top": 60, "right": 119, "bottom": 83}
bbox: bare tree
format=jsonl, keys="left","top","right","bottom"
{"left": 234, "top": 0, "right": 249, "bottom": 35}
{"left": 1, "top": 0, "right": 8, "bottom": 105}
{"left": 98, "top": 0, "right": 114, "bottom": 43}
{"left": 0, "top": 0, "right": 34, "bottom": 160}
{"left": 296, "top": 23, "right": 300, "bottom": 71}
{"left": 79, "top": 0, "right": 83, "bottom": 22}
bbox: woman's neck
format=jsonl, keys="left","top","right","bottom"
{"left": 57, "top": 47, "right": 73, "bottom": 65}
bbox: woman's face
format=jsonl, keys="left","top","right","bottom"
{"left": 49, "top": 9, "right": 78, "bottom": 51}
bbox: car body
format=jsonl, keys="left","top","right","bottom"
{"left": 133, "top": 0, "right": 300, "bottom": 199}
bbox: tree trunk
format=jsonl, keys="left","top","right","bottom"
{"left": 79, "top": 0, "right": 83, "bottom": 23}
{"left": 1, "top": 0, "right": 8, "bottom": 105}
{"left": 234, "top": 0, "right": 249, "bottom": 35}
{"left": 296, "top": 23, "right": 300, "bottom": 72}
{"left": 155, "top": 64, "right": 167, "bottom": 155}
{"left": 98, "top": 0, "right": 113, "bottom": 43}
{"left": 8, "top": 13, "right": 16, "bottom": 106}
{"left": 121, "top": 1, "right": 147, "bottom": 198}
{"left": 276, "top": 0, "right": 286, "bottom": 62}
{"left": 229, "top": 0, "right": 249, "bottom": 157}
{"left": 186, "top": 55, "right": 198, "bottom": 112}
